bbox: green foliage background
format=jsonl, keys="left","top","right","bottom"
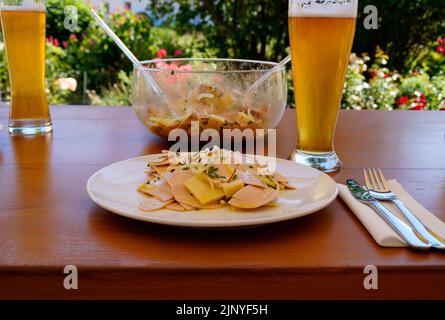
{"left": 0, "top": 0, "right": 444, "bottom": 109}
{"left": 149, "top": 0, "right": 445, "bottom": 72}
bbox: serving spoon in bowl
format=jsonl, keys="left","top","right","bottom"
{"left": 90, "top": 9, "right": 171, "bottom": 108}
{"left": 244, "top": 55, "right": 291, "bottom": 100}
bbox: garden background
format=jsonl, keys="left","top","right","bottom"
{"left": 0, "top": 0, "right": 444, "bottom": 110}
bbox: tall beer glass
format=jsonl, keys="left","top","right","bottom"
{"left": 0, "top": 0, "right": 52, "bottom": 135}
{"left": 289, "top": 0, "right": 357, "bottom": 172}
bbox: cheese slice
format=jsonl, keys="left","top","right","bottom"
{"left": 184, "top": 173, "right": 225, "bottom": 205}
{"left": 220, "top": 180, "right": 244, "bottom": 198}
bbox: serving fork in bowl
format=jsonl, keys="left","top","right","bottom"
{"left": 364, "top": 168, "right": 445, "bottom": 250}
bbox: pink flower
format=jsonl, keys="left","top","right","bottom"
{"left": 437, "top": 46, "right": 445, "bottom": 55}
{"left": 62, "top": 41, "right": 68, "bottom": 48}
{"left": 69, "top": 34, "right": 77, "bottom": 41}
{"left": 53, "top": 38, "right": 59, "bottom": 47}
{"left": 174, "top": 49, "right": 183, "bottom": 57}
{"left": 438, "top": 37, "right": 445, "bottom": 45}
{"left": 156, "top": 49, "right": 167, "bottom": 59}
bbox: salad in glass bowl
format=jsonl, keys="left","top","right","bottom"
{"left": 131, "top": 58, "right": 287, "bottom": 138}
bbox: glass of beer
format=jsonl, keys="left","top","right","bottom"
{"left": 0, "top": 0, "right": 52, "bottom": 135}
{"left": 288, "top": 0, "right": 357, "bottom": 172}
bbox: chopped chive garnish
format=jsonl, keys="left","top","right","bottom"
{"left": 206, "top": 166, "right": 224, "bottom": 179}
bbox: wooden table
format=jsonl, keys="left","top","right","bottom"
{"left": 1, "top": 105, "right": 444, "bottom": 299}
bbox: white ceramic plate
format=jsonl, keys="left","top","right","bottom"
{"left": 86, "top": 154, "right": 338, "bottom": 228}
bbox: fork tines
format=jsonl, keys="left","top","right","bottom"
{"left": 364, "top": 168, "right": 390, "bottom": 192}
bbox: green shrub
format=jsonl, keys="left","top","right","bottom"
{"left": 406, "top": 37, "right": 445, "bottom": 75}
{"left": 355, "top": 0, "right": 445, "bottom": 72}
{"left": 150, "top": 0, "right": 445, "bottom": 73}
{"left": 46, "top": 0, "right": 93, "bottom": 42}
{"left": 87, "top": 70, "right": 131, "bottom": 106}
{"left": 148, "top": 0, "right": 289, "bottom": 62}
{"left": 0, "top": 40, "right": 9, "bottom": 101}
{"left": 61, "top": 9, "right": 152, "bottom": 100}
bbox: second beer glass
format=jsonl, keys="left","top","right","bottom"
{"left": 289, "top": 0, "right": 357, "bottom": 172}
{"left": 0, "top": 0, "right": 52, "bottom": 135}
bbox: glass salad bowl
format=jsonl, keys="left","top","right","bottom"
{"left": 131, "top": 58, "right": 287, "bottom": 138}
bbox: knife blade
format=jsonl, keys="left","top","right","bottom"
{"left": 346, "top": 179, "right": 430, "bottom": 250}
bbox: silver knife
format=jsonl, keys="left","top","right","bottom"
{"left": 346, "top": 179, "right": 431, "bottom": 250}
{"left": 369, "top": 190, "right": 445, "bottom": 249}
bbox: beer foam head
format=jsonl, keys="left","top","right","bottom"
{"left": 0, "top": 0, "right": 45, "bottom": 12}
{"left": 289, "top": 0, "right": 358, "bottom": 18}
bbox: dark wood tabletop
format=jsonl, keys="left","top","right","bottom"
{"left": 1, "top": 105, "right": 444, "bottom": 299}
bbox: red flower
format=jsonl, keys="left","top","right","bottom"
{"left": 397, "top": 96, "right": 410, "bottom": 105}
{"left": 440, "top": 107, "right": 445, "bottom": 111}
{"left": 174, "top": 49, "right": 183, "bottom": 57}
{"left": 384, "top": 73, "right": 390, "bottom": 78}
{"left": 53, "top": 38, "right": 59, "bottom": 47}
{"left": 410, "top": 104, "right": 426, "bottom": 111}
{"left": 62, "top": 41, "right": 68, "bottom": 48}
{"left": 69, "top": 34, "right": 77, "bottom": 41}
{"left": 156, "top": 49, "right": 167, "bottom": 59}
{"left": 437, "top": 46, "right": 445, "bottom": 55}
{"left": 438, "top": 37, "right": 445, "bottom": 45}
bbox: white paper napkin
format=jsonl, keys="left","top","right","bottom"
{"left": 338, "top": 180, "right": 445, "bottom": 247}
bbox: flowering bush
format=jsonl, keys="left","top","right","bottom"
{"left": 45, "top": 41, "right": 78, "bottom": 104}
{"left": 45, "top": 7, "right": 211, "bottom": 104}
{"left": 342, "top": 45, "right": 445, "bottom": 111}
{"left": 342, "top": 50, "right": 399, "bottom": 110}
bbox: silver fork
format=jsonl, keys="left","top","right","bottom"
{"left": 364, "top": 168, "right": 445, "bottom": 250}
